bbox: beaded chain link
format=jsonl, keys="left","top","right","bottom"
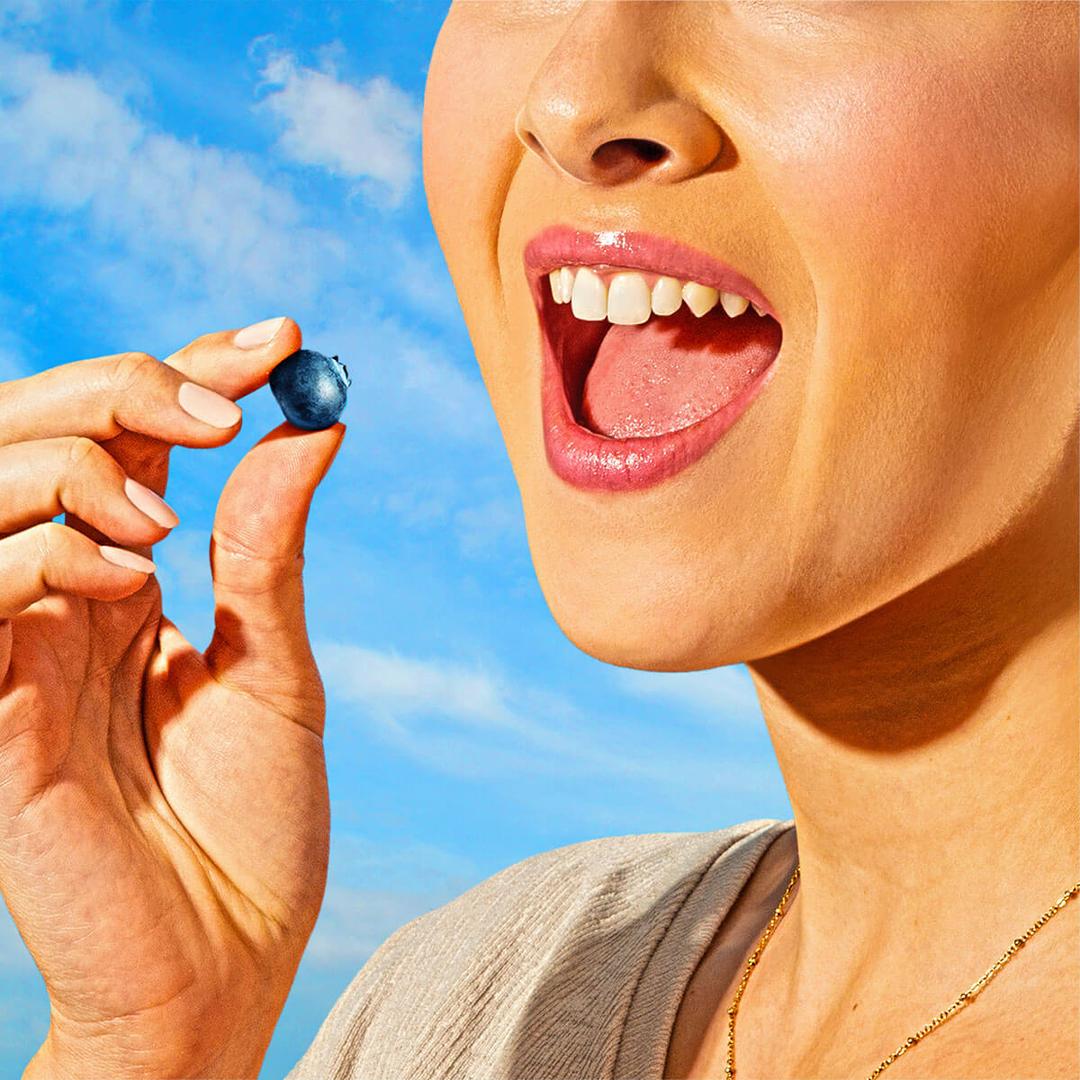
{"left": 724, "top": 864, "right": 1080, "bottom": 1080}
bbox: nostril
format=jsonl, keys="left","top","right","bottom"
{"left": 592, "top": 138, "right": 670, "bottom": 173}
{"left": 521, "top": 130, "right": 544, "bottom": 156}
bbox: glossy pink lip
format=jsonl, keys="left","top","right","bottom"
{"left": 524, "top": 225, "right": 783, "bottom": 493}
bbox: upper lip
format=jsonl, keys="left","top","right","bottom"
{"left": 522, "top": 224, "right": 777, "bottom": 320}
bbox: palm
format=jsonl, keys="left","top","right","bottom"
{"left": 0, "top": 554, "right": 329, "bottom": 1049}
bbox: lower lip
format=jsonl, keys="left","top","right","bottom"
{"left": 539, "top": 311, "right": 782, "bottom": 494}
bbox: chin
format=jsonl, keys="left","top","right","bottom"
{"left": 529, "top": 545, "right": 755, "bottom": 672}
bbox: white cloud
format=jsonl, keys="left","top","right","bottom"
{"left": 0, "top": 42, "right": 342, "bottom": 320}
{"left": 396, "top": 341, "right": 492, "bottom": 440}
{"left": 313, "top": 305, "right": 496, "bottom": 446}
{"left": 0, "top": 292, "right": 35, "bottom": 381}
{"left": 155, "top": 528, "right": 211, "bottom": 591}
{"left": 311, "top": 639, "right": 778, "bottom": 795}
{"left": 303, "top": 882, "right": 447, "bottom": 967}
{"left": 0, "top": 0, "right": 52, "bottom": 24}
{"left": 383, "top": 487, "right": 452, "bottom": 528}
{"left": 382, "top": 234, "right": 462, "bottom": 324}
{"left": 254, "top": 40, "right": 421, "bottom": 209}
{"left": 0, "top": 349, "right": 24, "bottom": 382}
{"left": 313, "top": 639, "right": 662, "bottom": 780}
{"left": 316, "top": 641, "right": 523, "bottom": 734}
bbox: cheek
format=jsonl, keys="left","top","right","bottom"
{"left": 422, "top": 19, "right": 540, "bottom": 428}
{"left": 756, "top": 46, "right": 1074, "bottom": 308}
{"left": 744, "top": 41, "right": 1077, "bottom": 585}
{"left": 422, "top": 24, "right": 518, "bottom": 313}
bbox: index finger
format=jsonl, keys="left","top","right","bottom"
{"left": 52, "top": 317, "right": 303, "bottom": 552}
{"left": 101, "top": 317, "right": 303, "bottom": 515}
{"left": 0, "top": 350, "right": 244, "bottom": 451}
{"left": 163, "top": 316, "right": 302, "bottom": 399}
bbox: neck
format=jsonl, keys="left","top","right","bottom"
{"left": 746, "top": 426, "right": 1079, "bottom": 1005}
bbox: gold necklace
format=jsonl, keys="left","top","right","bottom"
{"left": 724, "top": 863, "right": 1080, "bottom": 1080}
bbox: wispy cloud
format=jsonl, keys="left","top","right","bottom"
{"left": 253, "top": 39, "right": 421, "bottom": 210}
{"left": 0, "top": 349, "right": 24, "bottom": 382}
{"left": 0, "top": 0, "right": 52, "bottom": 26}
{"left": 381, "top": 234, "right": 463, "bottom": 325}
{"left": 156, "top": 527, "right": 212, "bottom": 594}
{"left": 0, "top": 40, "right": 493, "bottom": 456}
{"left": 313, "top": 639, "right": 656, "bottom": 779}
{"left": 381, "top": 483, "right": 455, "bottom": 529}
{"left": 316, "top": 641, "right": 535, "bottom": 736}
{"left": 303, "top": 883, "right": 447, "bottom": 967}
{"left": 311, "top": 639, "right": 778, "bottom": 797}
{"left": 0, "top": 42, "right": 343, "bottom": 319}
{"left": 0, "top": 300, "right": 29, "bottom": 381}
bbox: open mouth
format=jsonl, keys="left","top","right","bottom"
{"left": 524, "top": 226, "right": 784, "bottom": 493}
{"left": 545, "top": 267, "right": 782, "bottom": 439}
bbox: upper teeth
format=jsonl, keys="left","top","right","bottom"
{"left": 548, "top": 265, "right": 765, "bottom": 323}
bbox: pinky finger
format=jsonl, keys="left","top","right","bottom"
{"left": 0, "top": 522, "right": 155, "bottom": 619}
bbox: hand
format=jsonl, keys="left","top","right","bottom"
{"left": 0, "top": 319, "right": 345, "bottom": 1078}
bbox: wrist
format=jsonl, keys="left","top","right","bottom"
{"left": 23, "top": 1013, "right": 277, "bottom": 1079}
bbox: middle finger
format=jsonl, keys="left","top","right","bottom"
{"left": 0, "top": 436, "right": 178, "bottom": 543}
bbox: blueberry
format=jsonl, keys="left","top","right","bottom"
{"left": 269, "top": 349, "right": 351, "bottom": 430}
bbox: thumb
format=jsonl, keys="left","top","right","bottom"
{"left": 203, "top": 421, "right": 345, "bottom": 723}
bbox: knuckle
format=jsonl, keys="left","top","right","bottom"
{"left": 31, "top": 521, "right": 69, "bottom": 562}
{"left": 56, "top": 436, "right": 118, "bottom": 500}
{"left": 64, "top": 435, "right": 100, "bottom": 471}
{"left": 211, "top": 526, "right": 305, "bottom": 594}
{"left": 108, "top": 350, "right": 159, "bottom": 394}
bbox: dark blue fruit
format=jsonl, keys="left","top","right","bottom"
{"left": 269, "top": 349, "right": 351, "bottom": 430}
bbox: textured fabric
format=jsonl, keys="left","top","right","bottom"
{"left": 285, "top": 817, "right": 796, "bottom": 1080}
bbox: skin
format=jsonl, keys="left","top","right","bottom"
{"left": 0, "top": 323, "right": 344, "bottom": 1078}
{"left": 423, "top": 1, "right": 1079, "bottom": 1077}
{"left": 1, "top": 3, "right": 1074, "bottom": 1078}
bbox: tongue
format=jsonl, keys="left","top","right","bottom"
{"left": 581, "top": 306, "right": 779, "bottom": 438}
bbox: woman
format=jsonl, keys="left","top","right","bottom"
{"left": 3, "top": 1, "right": 1076, "bottom": 1077}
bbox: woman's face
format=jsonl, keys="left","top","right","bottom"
{"left": 422, "top": 0, "right": 1078, "bottom": 670}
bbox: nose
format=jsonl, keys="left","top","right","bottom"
{"left": 513, "top": 1, "right": 724, "bottom": 187}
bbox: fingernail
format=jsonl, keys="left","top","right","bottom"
{"left": 124, "top": 477, "right": 180, "bottom": 529}
{"left": 178, "top": 382, "right": 242, "bottom": 428}
{"left": 234, "top": 316, "right": 286, "bottom": 349}
{"left": 99, "top": 545, "right": 156, "bottom": 574}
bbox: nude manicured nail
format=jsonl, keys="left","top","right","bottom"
{"left": 178, "top": 382, "right": 242, "bottom": 428}
{"left": 99, "top": 546, "right": 156, "bottom": 574}
{"left": 124, "top": 477, "right": 179, "bottom": 529}
{"left": 234, "top": 316, "right": 286, "bottom": 349}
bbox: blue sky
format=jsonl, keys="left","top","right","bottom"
{"left": 0, "top": 1, "right": 792, "bottom": 1075}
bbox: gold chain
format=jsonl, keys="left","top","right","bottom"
{"left": 724, "top": 863, "right": 1080, "bottom": 1080}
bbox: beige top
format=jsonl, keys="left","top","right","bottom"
{"left": 286, "top": 816, "right": 796, "bottom": 1080}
